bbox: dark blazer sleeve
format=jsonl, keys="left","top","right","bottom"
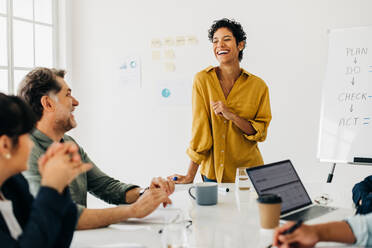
{"left": 0, "top": 175, "right": 77, "bottom": 248}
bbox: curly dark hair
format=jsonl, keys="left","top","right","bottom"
{"left": 208, "top": 18, "right": 247, "bottom": 62}
{"left": 0, "top": 93, "right": 36, "bottom": 145}
{"left": 18, "top": 67, "right": 65, "bottom": 121}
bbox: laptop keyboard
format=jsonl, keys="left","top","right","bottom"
{"left": 282, "top": 205, "right": 337, "bottom": 221}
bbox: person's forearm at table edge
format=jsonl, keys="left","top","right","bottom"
{"left": 313, "top": 221, "right": 356, "bottom": 244}
{"left": 185, "top": 160, "right": 199, "bottom": 182}
{"left": 76, "top": 205, "right": 136, "bottom": 230}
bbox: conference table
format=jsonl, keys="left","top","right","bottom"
{"left": 71, "top": 183, "right": 356, "bottom": 248}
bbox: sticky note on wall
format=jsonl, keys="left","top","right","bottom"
{"left": 164, "top": 37, "right": 175, "bottom": 47}
{"left": 164, "top": 49, "right": 175, "bottom": 59}
{"left": 152, "top": 50, "right": 161, "bottom": 60}
{"left": 175, "top": 36, "right": 186, "bottom": 46}
{"left": 164, "top": 62, "right": 176, "bottom": 72}
{"left": 151, "top": 39, "right": 162, "bottom": 48}
{"left": 187, "top": 35, "right": 198, "bottom": 45}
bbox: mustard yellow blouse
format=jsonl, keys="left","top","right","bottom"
{"left": 186, "top": 66, "right": 272, "bottom": 183}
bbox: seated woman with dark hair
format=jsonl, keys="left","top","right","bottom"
{"left": 0, "top": 93, "right": 91, "bottom": 247}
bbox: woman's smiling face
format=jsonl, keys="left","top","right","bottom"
{"left": 212, "top": 27, "right": 243, "bottom": 65}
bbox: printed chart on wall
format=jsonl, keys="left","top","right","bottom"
{"left": 150, "top": 35, "right": 199, "bottom": 105}
{"left": 118, "top": 56, "right": 141, "bottom": 88}
{"left": 318, "top": 26, "right": 372, "bottom": 163}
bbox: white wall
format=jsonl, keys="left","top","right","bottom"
{"left": 66, "top": 0, "right": 372, "bottom": 207}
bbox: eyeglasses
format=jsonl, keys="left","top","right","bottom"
{"left": 158, "top": 209, "right": 192, "bottom": 234}
{"left": 159, "top": 211, "right": 191, "bottom": 248}
{"left": 314, "top": 193, "right": 332, "bottom": 205}
{"left": 158, "top": 219, "right": 192, "bottom": 233}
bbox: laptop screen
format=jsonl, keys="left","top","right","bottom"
{"left": 246, "top": 160, "right": 312, "bottom": 215}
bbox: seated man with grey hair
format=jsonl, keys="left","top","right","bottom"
{"left": 18, "top": 67, "right": 174, "bottom": 230}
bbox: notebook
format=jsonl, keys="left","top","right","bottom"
{"left": 246, "top": 160, "right": 337, "bottom": 221}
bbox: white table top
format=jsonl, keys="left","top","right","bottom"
{"left": 71, "top": 183, "right": 355, "bottom": 248}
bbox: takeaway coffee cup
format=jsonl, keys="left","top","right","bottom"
{"left": 257, "top": 194, "right": 282, "bottom": 229}
{"left": 188, "top": 182, "right": 218, "bottom": 206}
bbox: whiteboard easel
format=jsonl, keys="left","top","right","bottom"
{"left": 318, "top": 27, "right": 372, "bottom": 182}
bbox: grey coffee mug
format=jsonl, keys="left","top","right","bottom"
{"left": 188, "top": 182, "right": 218, "bottom": 205}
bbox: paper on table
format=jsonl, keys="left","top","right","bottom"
{"left": 110, "top": 224, "right": 152, "bottom": 231}
{"left": 122, "top": 208, "right": 181, "bottom": 225}
{"left": 81, "top": 243, "right": 145, "bottom": 248}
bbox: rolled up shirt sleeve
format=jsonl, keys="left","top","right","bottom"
{"left": 346, "top": 213, "right": 372, "bottom": 246}
{"left": 81, "top": 151, "right": 139, "bottom": 205}
{"left": 186, "top": 77, "right": 213, "bottom": 164}
{"left": 243, "top": 85, "right": 272, "bottom": 142}
{"left": 75, "top": 204, "right": 85, "bottom": 219}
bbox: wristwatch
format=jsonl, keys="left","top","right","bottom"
{"left": 139, "top": 187, "right": 149, "bottom": 196}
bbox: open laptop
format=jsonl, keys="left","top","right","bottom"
{"left": 246, "top": 160, "right": 337, "bottom": 221}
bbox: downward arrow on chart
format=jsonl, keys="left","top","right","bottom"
{"left": 350, "top": 104, "right": 353, "bottom": 112}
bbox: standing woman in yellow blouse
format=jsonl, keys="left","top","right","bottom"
{"left": 168, "top": 18, "right": 272, "bottom": 183}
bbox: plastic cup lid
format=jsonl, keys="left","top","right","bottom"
{"left": 257, "top": 194, "right": 282, "bottom": 204}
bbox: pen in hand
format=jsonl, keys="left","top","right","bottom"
{"left": 267, "top": 220, "right": 303, "bottom": 248}
{"left": 281, "top": 219, "right": 303, "bottom": 235}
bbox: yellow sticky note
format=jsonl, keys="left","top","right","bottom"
{"left": 151, "top": 39, "right": 162, "bottom": 48}
{"left": 175, "top": 36, "right": 186, "bottom": 46}
{"left": 187, "top": 35, "right": 198, "bottom": 45}
{"left": 152, "top": 50, "right": 161, "bottom": 60}
{"left": 164, "top": 62, "right": 176, "bottom": 72}
{"left": 164, "top": 37, "right": 175, "bottom": 47}
{"left": 164, "top": 49, "right": 175, "bottom": 59}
